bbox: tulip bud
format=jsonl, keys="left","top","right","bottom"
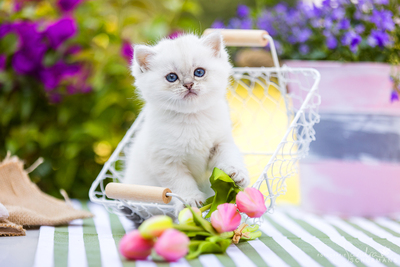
{"left": 236, "top": 187, "right": 267, "bottom": 218}
{"left": 178, "top": 207, "right": 201, "bottom": 225}
{"left": 154, "top": 229, "right": 190, "bottom": 261}
{"left": 119, "top": 230, "right": 154, "bottom": 260}
{"left": 211, "top": 203, "right": 241, "bottom": 233}
{"left": 139, "top": 215, "right": 173, "bottom": 239}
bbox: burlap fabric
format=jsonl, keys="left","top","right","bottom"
{"left": 0, "top": 155, "right": 93, "bottom": 227}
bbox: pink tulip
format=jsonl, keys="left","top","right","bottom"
{"left": 119, "top": 230, "right": 154, "bottom": 260}
{"left": 236, "top": 187, "right": 267, "bottom": 218}
{"left": 154, "top": 229, "right": 189, "bottom": 261}
{"left": 211, "top": 203, "right": 241, "bottom": 233}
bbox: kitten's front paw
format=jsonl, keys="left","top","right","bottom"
{"left": 218, "top": 164, "right": 250, "bottom": 188}
{"left": 180, "top": 191, "right": 206, "bottom": 208}
{"left": 173, "top": 191, "right": 205, "bottom": 215}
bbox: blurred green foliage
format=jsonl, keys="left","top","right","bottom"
{"left": 0, "top": 0, "right": 203, "bottom": 199}
{"left": 0, "top": 0, "right": 281, "bottom": 199}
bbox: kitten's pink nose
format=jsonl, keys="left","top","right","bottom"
{"left": 183, "top": 82, "right": 194, "bottom": 90}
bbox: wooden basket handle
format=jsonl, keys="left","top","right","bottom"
{"left": 105, "top": 183, "right": 172, "bottom": 204}
{"left": 203, "top": 29, "right": 269, "bottom": 47}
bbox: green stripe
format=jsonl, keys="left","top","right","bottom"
{"left": 374, "top": 221, "right": 400, "bottom": 238}
{"left": 266, "top": 217, "right": 335, "bottom": 267}
{"left": 347, "top": 221, "right": 400, "bottom": 255}
{"left": 331, "top": 224, "right": 397, "bottom": 267}
{"left": 109, "top": 213, "right": 136, "bottom": 267}
{"left": 81, "top": 201, "right": 102, "bottom": 267}
{"left": 215, "top": 253, "right": 237, "bottom": 267}
{"left": 186, "top": 257, "right": 203, "bottom": 267}
{"left": 235, "top": 242, "right": 268, "bottom": 266}
{"left": 54, "top": 225, "right": 69, "bottom": 267}
{"left": 258, "top": 233, "right": 301, "bottom": 267}
{"left": 285, "top": 213, "right": 366, "bottom": 267}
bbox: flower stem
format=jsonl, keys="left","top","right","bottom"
{"left": 199, "top": 204, "right": 212, "bottom": 212}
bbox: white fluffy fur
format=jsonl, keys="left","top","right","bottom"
{"left": 124, "top": 33, "right": 249, "bottom": 209}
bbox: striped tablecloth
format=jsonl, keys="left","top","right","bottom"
{"left": 32, "top": 200, "right": 400, "bottom": 267}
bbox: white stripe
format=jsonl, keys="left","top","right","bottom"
{"left": 88, "top": 202, "right": 123, "bottom": 267}
{"left": 68, "top": 200, "right": 88, "bottom": 267}
{"left": 117, "top": 214, "right": 135, "bottom": 233}
{"left": 136, "top": 260, "right": 158, "bottom": 267}
{"left": 259, "top": 220, "right": 320, "bottom": 267}
{"left": 288, "top": 209, "right": 385, "bottom": 267}
{"left": 226, "top": 244, "right": 257, "bottom": 267}
{"left": 270, "top": 212, "right": 354, "bottom": 267}
{"left": 350, "top": 217, "right": 400, "bottom": 247}
{"left": 248, "top": 239, "right": 289, "bottom": 267}
{"left": 170, "top": 258, "right": 192, "bottom": 267}
{"left": 325, "top": 215, "right": 400, "bottom": 265}
{"left": 33, "top": 226, "right": 55, "bottom": 267}
{"left": 375, "top": 217, "right": 400, "bottom": 235}
{"left": 199, "top": 254, "right": 224, "bottom": 267}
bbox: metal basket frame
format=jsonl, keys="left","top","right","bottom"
{"left": 89, "top": 33, "right": 321, "bottom": 220}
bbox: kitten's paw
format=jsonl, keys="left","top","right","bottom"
{"left": 218, "top": 164, "right": 250, "bottom": 188}
{"left": 173, "top": 191, "right": 205, "bottom": 215}
{"left": 182, "top": 191, "right": 206, "bottom": 208}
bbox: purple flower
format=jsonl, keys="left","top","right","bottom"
{"left": 237, "top": 5, "right": 250, "bottom": 18}
{"left": 211, "top": 20, "right": 225, "bottom": 29}
{"left": 275, "top": 3, "right": 288, "bottom": 14}
{"left": 297, "top": 28, "right": 312, "bottom": 43}
{"left": 326, "top": 36, "right": 338, "bottom": 49}
{"left": 57, "top": 0, "right": 82, "bottom": 12}
{"left": 367, "top": 29, "right": 392, "bottom": 48}
{"left": 0, "top": 55, "right": 6, "bottom": 70}
{"left": 0, "top": 23, "right": 13, "bottom": 38}
{"left": 332, "top": 8, "right": 345, "bottom": 20}
{"left": 370, "top": 10, "right": 394, "bottom": 31}
{"left": 342, "top": 31, "right": 362, "bottom": 52}
{"left": 121, "top": 40, "right": 133, "bottom": 63}
{"left": 257, "top": 12, "right": 276, "bottom": 36}
{"left": 12, "top": 50, "right": 37, "bottom": 74}
{"left": 240, "top": 18, "right": 253, "bottom": 29}
{"left": 228, "top": 18, "right": 242, "bottom": 29}
{"left": 46, "top": 17, "right": 77, "bottom": 49}
{"left": 299, "top": 44, "right": 309, "bottom": 55}
{"left": 391, "top": 90, "right": 399, "bottom": 103}
{"left": 338, "top": 19, "right": 350, "bottom": 30}
{"left": 375, "top": 0, "right": 389, "bottom": 4}
{"left": 168, "top": 30, "right": 183, "bottom": 40}
{"left": 354, "top": 24, "right": 365, "bottom": 34}
{"left": 40, "top": 61, "right": 80, "bottom": 90}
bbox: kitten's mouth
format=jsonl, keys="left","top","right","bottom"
{"left": 183, "top": 91, "right": 198, "bottom": 99}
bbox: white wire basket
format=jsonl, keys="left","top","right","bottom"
{"left": 89, "top": 29, "right": 321, "bottom": 223}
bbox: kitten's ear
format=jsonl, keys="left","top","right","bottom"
{"left": 202, "top": 31, "right": 223, "bottom": 57}
{"left": 134, "top": 45, "right": 155, "bottom": 71}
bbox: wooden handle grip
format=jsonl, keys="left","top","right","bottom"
{"left": 105, "top": 183, "right": 172, "bottom": 204}
{"left": 203, "top": 29, "right": 269, "bottom": 47}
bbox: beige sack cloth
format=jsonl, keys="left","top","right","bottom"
{"left": 0, "top": 155, "right": 93, "bottom": 226}
{"left": 0, "top": 219, "right": 26, "bottom": 236}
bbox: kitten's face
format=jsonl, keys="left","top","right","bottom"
{"left": 132, "top": 33, "right": 231, "bottom": 113}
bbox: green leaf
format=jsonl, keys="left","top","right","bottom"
{"left": 173, "top": 224, "right": 204, "bottom": 232}
{"left": 186, "top": 238, "right": 232, "bottom": 260}
{"left": 203, "top": 168, "right": 242, "bottom": 218}
{"left": 189, "top": 206, "right": 217, "bottom": 235}
{"left": 0, "top": 33, "right": 19, "bottom": 55}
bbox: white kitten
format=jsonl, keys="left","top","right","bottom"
{"left": 124, "top": 32, "right": 249, "bottom": 209}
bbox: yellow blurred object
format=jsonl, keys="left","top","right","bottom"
{"left": 35, "top": 1, "right": 54, "bottom": 17}
{"left": 228, "top": 80, "right": 300, "bottom": 205}
{"left": 92, "top": 33, "right": 110, "bottom": 49}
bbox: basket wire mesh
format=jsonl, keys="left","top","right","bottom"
{"left": 89, "top": 33, "right": 321, "bottom": 222}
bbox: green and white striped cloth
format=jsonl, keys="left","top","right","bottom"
{"left": 32, "top": 200, "right": 400, "bottom": 267}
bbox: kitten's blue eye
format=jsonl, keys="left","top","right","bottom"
{"left": 166, "top": 73, "right": 178, "bottom": 82}
{"left": 194, "top": 68, "right": 205, "bottom": 77}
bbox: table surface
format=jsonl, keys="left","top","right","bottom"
{"left": 1, "top": 200, "right": 400, "bottom": 267}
